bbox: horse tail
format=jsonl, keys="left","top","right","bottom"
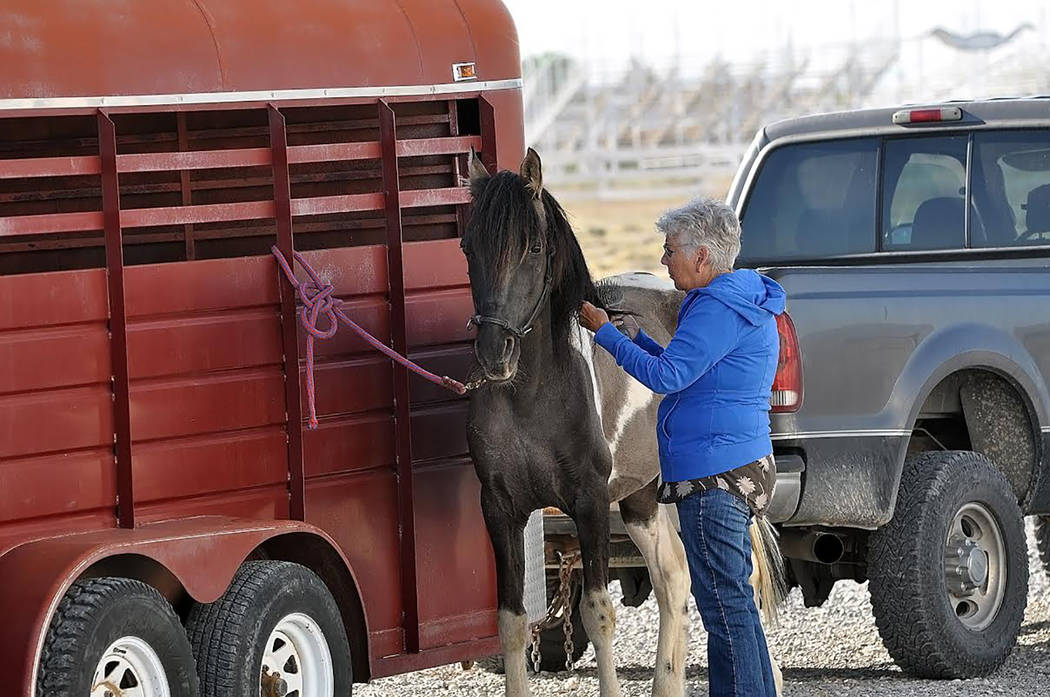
{"left": 750, "top": 516, "right": 788, "bottom": 626}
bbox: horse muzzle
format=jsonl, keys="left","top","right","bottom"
{"left": 473, "top": 326, "right": 520, "bottom": 382}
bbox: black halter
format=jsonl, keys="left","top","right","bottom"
{"left": 467, "top": 251, "right": 554, "bottom": 338}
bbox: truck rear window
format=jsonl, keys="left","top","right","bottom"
{"left": 881, "top": 136, "right": 968, "bottom": 251}
{"left": 739, "top": 138, "right": 877, "bottom": 263}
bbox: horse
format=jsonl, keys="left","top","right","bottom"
{"left": 461, "top": 147, "right": 785, "bottom": 697}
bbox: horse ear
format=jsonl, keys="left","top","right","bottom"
{"left": 467, "top": 146, "right": 490, "bottom": 184}
{"left": 519, "top": 147, "right": 543, "bottom": 199}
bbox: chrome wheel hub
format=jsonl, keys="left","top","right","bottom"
{"left": 943, "top": 502, "right": 1006, "bottom": 631}
{"left": 945, "top": 536, "right": 988, "bottom": 593}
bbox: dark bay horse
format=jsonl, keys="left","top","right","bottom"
{"left": 462, "top": 148, "right": 784, "bottom": 697}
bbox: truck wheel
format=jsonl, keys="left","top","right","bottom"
{"left": 186, "top": 561, "right": 351, "bottom": 697}
{"left": 478, "top": 571, "right": 590, "bottom": 674}
{"left": 1037, "top": 515, "right": 1050, "bottom": 574}
{"left": 37, "top": 577, "right": 199, "bottom": 697}
{"left": 868, "top": 450, "right": 1028, "bottom": 678}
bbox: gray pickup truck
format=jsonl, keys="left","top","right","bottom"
{"left": 543, "top": 98, "right": 1050, "bottom": 678}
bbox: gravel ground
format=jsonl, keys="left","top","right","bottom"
{"left": 358, "top": 521, "right": 1050, "bottom": 696}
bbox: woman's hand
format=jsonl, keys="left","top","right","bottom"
{"left": 612, "top": 313, "right": 640, "bottom": 339}
{"left": 578, "top": 301, "right": 610, "bottom": 332}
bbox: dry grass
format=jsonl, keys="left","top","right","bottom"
{"left": 560, "top": 197, "right": 683, "bottom": 280}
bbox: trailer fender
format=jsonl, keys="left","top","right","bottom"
{"left": 0, "top": 516, "right": 368, "bottom": 697}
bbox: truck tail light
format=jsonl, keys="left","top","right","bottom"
{"left": 771, "top": 311, "right": 803, "bottom": 413}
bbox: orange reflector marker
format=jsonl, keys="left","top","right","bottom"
{"left": 453, "top": 62, "right": 477, "bottom": 81}
{"left": 892, "top": 107, "right": 963, "bottom": 125}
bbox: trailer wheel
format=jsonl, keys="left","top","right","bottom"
{"left": 868, "top": 451, "right": 1028, "bottom": 678}
{"left": 37, "top": 577, "right": 199, "bottom": 697}
{"left": 186, "top": 561, "right": 350, "bottom": 697}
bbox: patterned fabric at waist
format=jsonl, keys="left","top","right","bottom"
{"left": 656, "top": 454, "right": 775, "bottom": 517}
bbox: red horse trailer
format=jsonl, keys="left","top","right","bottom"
{"left": 0, "top": 1, "right": 523, "bottom": 694}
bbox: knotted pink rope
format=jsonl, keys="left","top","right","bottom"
{"left": 271, "top": 246, "right": 467, "bottom": 429}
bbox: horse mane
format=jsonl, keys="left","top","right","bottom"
{"left": 466, "top": 170, "right": 600, "bottom": 346}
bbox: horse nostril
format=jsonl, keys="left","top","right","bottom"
{"left": 502, "top": 336, "right": 514, "bottom": 361}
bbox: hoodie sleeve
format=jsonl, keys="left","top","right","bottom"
{"left": 632, "top": 328, "right": 665, "bottom": 357}
{"left": 594, "top": 297, "right": 741, "bottom": 394}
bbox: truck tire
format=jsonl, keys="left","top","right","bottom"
{"left": 186, "top": 561, "right": 351, "bottom": 697}
{"left": 868, "top": 450, "right": 1028, "bottom": 678}
{"left": 1037, "top": 516, "right": 1050, "bottom": 574}
{"left": 478, "top": 571, "right": 590, "bottom": 674}
{"left": 37, "top": 577, "right": 199, "bottom": 697}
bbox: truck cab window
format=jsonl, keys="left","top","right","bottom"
{"left": 739, "top": 138, "right": 877, "bottom": 263}
{"left": 972, "top": 130, "right": 1050, "bottom": 248}
{"left": 881, "top": 136, "right": 968, "bottom": 251}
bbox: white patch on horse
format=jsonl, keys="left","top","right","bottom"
{"left": 578, "top": 588, "right": 623, "bottom": 697}
{"left": 607, "top": 376, "right": 653, "bottom": 459}
{"left": 609, "top": 271, "right": 674, "bottom": 291}
{"left": 571, "top": 320, "right": 604, "bottom": 434}
{"left": 623, "top": 510, "right": 689, "bottom": 697}
{"left": 497, "top": 609, "right": 529, "bottom": 697}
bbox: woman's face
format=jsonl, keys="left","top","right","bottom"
{"left": 661, "top": 233, "right": 706, "bottom": 291}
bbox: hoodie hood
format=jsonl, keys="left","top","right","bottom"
{"left": 691, "top": 269, "right": 785, "bottom": 326}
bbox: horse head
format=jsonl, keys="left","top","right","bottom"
{"left": 462, "top": 147, "right": 596, "bottom": 383}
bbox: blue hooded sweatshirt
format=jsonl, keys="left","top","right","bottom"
{"left": 594, "top": 269, "right": 786, "bottom": 482}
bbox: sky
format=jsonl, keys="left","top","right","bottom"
{"left": 500, "top": 0, "right": 1050, "bottom": 88}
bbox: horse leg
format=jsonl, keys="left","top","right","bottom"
{"left": 481, "top": 493, "right": 530, "bottom": 697}
{"left": 574, "top": 491, "right": 623, "bottom": 697}
{"left": 620, "top": 485, "right": 689, "bottom": 697}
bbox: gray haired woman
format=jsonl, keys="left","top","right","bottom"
{"left": 580, "top": 197, "right": 785, "bottom": 697}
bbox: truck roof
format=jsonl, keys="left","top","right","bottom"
{"left": 762, "top": 97, "right": 1050, "bottom": 143}
{"left": 0, "top": 0, "right": 520, "bottom": 108}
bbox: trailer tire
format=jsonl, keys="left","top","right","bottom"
{"left": 37, "top": 577, "right": 199, "bottom": 697}
{"left": 186, "top": 560, "right": 351, "bottom": 697}
{"left": 868, "top": 451, "right": 1028, "bottom": 678}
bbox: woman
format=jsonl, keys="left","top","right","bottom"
{"left": 579, "top": 197, "right": 785, "bottom": 697}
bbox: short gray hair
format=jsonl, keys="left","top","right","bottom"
{"left": 656, "top": 197, "right": 741, "bottom": 272}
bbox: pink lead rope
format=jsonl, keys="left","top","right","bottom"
{"left": 271, "top": 246, "right": 468, "bottom": 430}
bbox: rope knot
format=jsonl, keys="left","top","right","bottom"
{"left": 270, "top": 246, "right": 470, "bottom": 431}
{"left": 297, "top": 279, "right": 339, "bottom": 340}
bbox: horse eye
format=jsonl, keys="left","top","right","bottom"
{"left": 530, "top": 244, "right": 542, "bottom": 254}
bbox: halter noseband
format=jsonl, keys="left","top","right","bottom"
{"left": 467, "top": 251, "right": 554, "bottom": 338}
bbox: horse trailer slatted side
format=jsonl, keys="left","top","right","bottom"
{"left": 0, "top": 1, "right": 527, "bottom": 693}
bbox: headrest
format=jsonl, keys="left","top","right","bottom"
{"left": 1025, "top": 184, "right": 1050, "bottom": 234}
{"left": 911, "top": 197, "right": 964, "bottom": 250}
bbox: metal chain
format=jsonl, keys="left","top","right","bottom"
{"left": 528, "top": 551, "right": 580, "bottom": 674}
{"left": 529, "top": 624, "right": 543, "bottom": 674}
{"left": 562, "top": 578, "right": 575, "bottom": 672}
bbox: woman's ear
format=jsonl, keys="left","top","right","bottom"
{"left": 694, "top": 245, "right": 709, "bottom": 272}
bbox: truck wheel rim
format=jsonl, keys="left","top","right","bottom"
{"left": 943, "top": 502, "right": 1007, "bottom": 631}
{"left": 91, "top": 636, "right": 171, "bottom": 697}
{"left": 261, "top": 613, "right": 334, "bottom": 697}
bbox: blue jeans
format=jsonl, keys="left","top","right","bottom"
{"left": 676, "top": 488, "right": 776, "bottom": 697}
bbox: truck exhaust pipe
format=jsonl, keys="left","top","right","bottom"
{"left": 779, "top": 530, "right": 845, "bottom": 565}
